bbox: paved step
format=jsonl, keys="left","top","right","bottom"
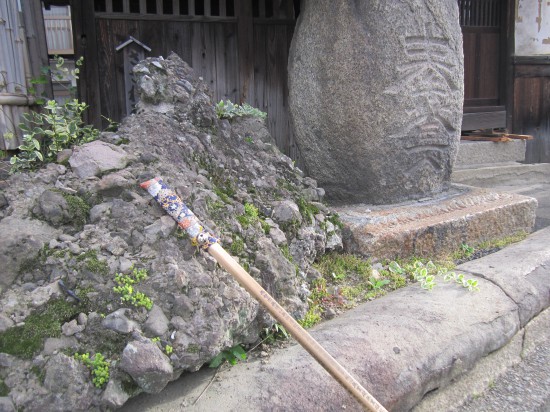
{"left": 456, "top": 341, "right": 550, "bottom": 412}
{"left": 452, "top": 162, "right": 550, "bottom": 188}
{"left": 455, "top": 140, "right": 527, "bottom": 167}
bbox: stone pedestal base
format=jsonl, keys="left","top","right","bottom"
{"left": 335, "top": 185, "right": 538, "bottom": 260}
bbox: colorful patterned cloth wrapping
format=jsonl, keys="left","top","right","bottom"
{"left": 140, "top": 177, "right": 219, "bottom": 250}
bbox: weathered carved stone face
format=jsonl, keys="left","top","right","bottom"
{"left": 289, "top": 0, "right": 464, "bottom": 205}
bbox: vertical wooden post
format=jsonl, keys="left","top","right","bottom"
{"left": 236, "top": 0, "right": 254, "bottom": 104}
{"left": 71, "top": 0, "right": 102, "bottom": 128}
{"left": 504, "top": 0, "right": 515, "bottom": 132}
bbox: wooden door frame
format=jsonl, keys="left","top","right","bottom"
{"left": 460, "top": 0, "right": 513, "bottom": 131}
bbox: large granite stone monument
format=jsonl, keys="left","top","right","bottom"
{"left": 289, "top": 0, "right": 464, "bottom": 205}
{"left": 288, "top": 0, "right": 537, "bottom": 258}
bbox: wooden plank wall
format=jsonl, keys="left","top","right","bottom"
{"left": 73, "top": 0, "right": 301, "bottom": 165}
{"left": 513, "top": 58, "right": 550, "bottom": 163}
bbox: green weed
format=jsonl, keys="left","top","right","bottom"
{"left": 229, "top": 235, "right": 245, "bottom": 256}
{"left": 113, "top": 267, "right": 153, "bottom": 310}
{"left": 209, "top": 344, "right": 247, "bottom": 368}
{"left": 62, "top": 193, "right": 90, "bottom": 229}
{"left": 261, "top": 323, "right": 289, "bottom": 344}
{"left": 314, "top": 253, "right": 371, "bottom": 283}
{"left": 216, "top": 100, "right": 267, "bottom": 120}
{"left": 165, "top": 345, "right": 173, "bottom": 355}
{"left": 74, "top": 352, "right": 110, "bottom": 388}
{"left": 296, "top": 197, "right": 320, "bottom": 223}
{"left": 78, "top": 250, "right": 109, "bottom": 276}
{"left": 237, "top": 203, "right": 260, "bottom": 228}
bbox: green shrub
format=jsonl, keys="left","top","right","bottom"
{"left": 216, "top": 100, "right": 267, "bottom": 120}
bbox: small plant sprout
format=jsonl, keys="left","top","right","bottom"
{"left": 74, "top": 352, "right": 110, "bottom": 388}
{"left": 389, "top": 259, "right": 480, "bottom": 292}
{"left": 113, "top": 267, "right": 153, "bottom": 310}
{"left": 261, "top": 323, "right": 290, "bottom": 344}
{"left": 461, "top": 243, "right": 475, "bottom": 256}
{"left": 368, "top": 277, "right": 390, "bottom": 291}
{"left": 165, "top": 345, "right": 173, "bottom": 355}
{"left": 443, "top": 271, "right": 480, "bottom": 292}
{"left": 209, "top": 344, "right": 247, "bottom": 368}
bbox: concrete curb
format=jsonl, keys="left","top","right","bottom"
{"left": 121, "top": 227, "right": 550, "bottom": 412}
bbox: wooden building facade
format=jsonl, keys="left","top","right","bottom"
{"left": 2, "top": 0, "right": 550, "bottom": 164}
{"left": 70, "top": 0, "right": 301, "bottom": 162}
{"left": 459, "top": 0, "right": 550, "bottom": 163}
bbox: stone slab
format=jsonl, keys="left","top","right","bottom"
{"left": 458, "top": 227, "right": 550, "bottom": 328}
{"left": 336, "top": 185, "right": 537, "bottom": 260}
{"left": 522, "top": 306, "right": 550, "bottom": 357}
{"left": 452, "top": 162, "right": 550, "bottom": 187}
{"left": 412, "top": 331, "right": 524, "bottom": 412}
{"left": 455, "top": 140, "right": 526, "bottom": 167}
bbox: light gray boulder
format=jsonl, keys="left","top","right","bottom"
{"left": 69, "top": 140, "right": 130, "bottom": 178}
{"left": 42, "top": 354, "right": 95, "bottom": 411}
{"left": 144, "top": 305, "right": 170, "bottom": 337}
{"left": 0, "top": 398, "right": 15, "bottom": 412}
{"left": 33, "top": 190, "right": 70, "bottom": 227}
{"left": 120, "top": 340, "right": 173, "bottom": 393}
{"left": 102, "top": 308, "right": 139, "bottom": 334}
{"left": 0, "top": 216, "right": 60, "bottom": 290}
{"left": 288, "top": 0, "right": 464, "bottom": 204}
{"left": 101, "top": 379, "right": 131, "bottom": 409}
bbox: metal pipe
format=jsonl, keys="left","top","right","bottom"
{"left": 0, "top": 93, "right": 35, "bottom": 105}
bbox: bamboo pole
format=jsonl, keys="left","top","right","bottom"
{"left": 141, "top": 177, "right": 388, "bottom": 412}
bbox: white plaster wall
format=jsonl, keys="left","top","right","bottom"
{"left": 515, "top": 0, "right": 550, "bottom": 55}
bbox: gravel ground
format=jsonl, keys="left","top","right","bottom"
{"left": 457, "top": 341, "right": 550, "bottom": 412}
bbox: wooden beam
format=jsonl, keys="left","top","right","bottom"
{"left": 513, "top": 56, "right": 550, "bottom": 65}
{"left": 504, "top": 0, "right": 515, "bottom": 131}
{"left": 515, "top": 65, "right": 550, "bottom": 78}
{"left": 462, "top": 110, "right": 507, "bottom": 131}
{"left": 237, "top": 0, "right": 254, "bottom": 103}
{"left": 71, "top": 0, "right": 102, "bottom": 128}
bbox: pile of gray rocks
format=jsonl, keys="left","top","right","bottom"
{"left": 0, "top": 53, "right": 342, "bottom": 411}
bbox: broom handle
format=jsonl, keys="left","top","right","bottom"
{"left": 140, "top": 178, "right": 387, "bottom": 412}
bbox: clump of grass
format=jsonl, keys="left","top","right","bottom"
{"left": 0, "top": 379, "right": 9, "bottom": 396}
{"left": 62, "top": 193, "right": 90, "bottom": 229}
{"left": 77, "top": 250, "right": 109, "bottom": 276}
{"left": 237, "top": 203, "right": 260, "bottom": 228}
{"left": 229, "top": 235, "right": 245, "bottom": 256}
{"left": 314, "top": 252, "right": 371, "bottom": 282}
{"left": 0, "top": 298, "right": 87, "bottom": 358}
{"left": 477, "top": 231, "right": 528, "bottom": 250}
{"left": 297, "top": 197, "right": 320, "bottom": 223}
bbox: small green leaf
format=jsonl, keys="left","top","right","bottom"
{"left": 231, "top": 345, "right": 247, "bottom": 360}
{"left": 209, "top": 353, "right": 224, "bottom": 368}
